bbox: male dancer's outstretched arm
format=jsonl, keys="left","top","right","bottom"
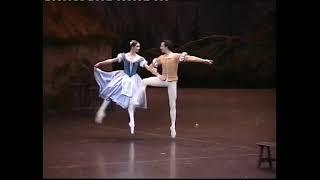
{"left": 179, "top": 52, "right": 214, "bottom": 65}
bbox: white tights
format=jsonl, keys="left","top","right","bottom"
{"left": 95, "top": 76, "right": 178, "bottom": 138}
{"left": 95, "top": 99, "right": 136, "bottom": 134}
{"left": 142, "top": 77, "right": 177, "bottom": 138}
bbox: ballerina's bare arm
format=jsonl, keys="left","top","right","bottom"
{"left": 144, "top": 58, "right": 166, "bottom": 81}
{"left": 94, "top": 57, "right": 119, "bottom": 67}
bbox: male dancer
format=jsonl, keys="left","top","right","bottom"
{"left": 141, "top": 40, "right": 214, "bottom": 138}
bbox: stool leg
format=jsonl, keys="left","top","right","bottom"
{"left": 258, "top": 145, "right": 264, "bottom": 168}
{"left": 267, "top": 147, "right": 273, "bottom": 169}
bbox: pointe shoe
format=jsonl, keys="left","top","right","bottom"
{"left": 95, "top": 111, "right": 105, "bottom": 124}
{"left": 129, "top": 122, "right": 135, "bottom": 134}
{"left": 170, "top": 126, "right": 176, "bottom": 138}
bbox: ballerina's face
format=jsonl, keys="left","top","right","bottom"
{"left": 132, "top": 43, "right": 140, "bottom": 53}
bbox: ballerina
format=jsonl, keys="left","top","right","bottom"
{"left": 93, "top": 40, "right": 159, "bottom": 134}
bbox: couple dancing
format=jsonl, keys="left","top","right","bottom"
{"left": 94, "top": 40, "right": 213, "bottom": 138}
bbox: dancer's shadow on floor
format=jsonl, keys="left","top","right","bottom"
{"left": 82, "top": 136, "right": 143, "bottom": 143}
{"left": 81, "top": 135, "right": 173, "bottom": 144}
{"left": 258, "top": 166, "right": 276, "bottom": 173}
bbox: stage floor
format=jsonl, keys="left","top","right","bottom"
{"left": 43, "top": 88, "right": 276, "bottom": 178}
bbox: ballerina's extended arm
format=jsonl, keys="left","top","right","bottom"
{"left": 94, "top": 57, "right": 119, "bottom": 67}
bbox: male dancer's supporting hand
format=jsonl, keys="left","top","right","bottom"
{"left": 157, "top": 75, "right": 166, "bottom": 81}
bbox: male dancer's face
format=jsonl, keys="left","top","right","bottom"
{"left": 160, "top": 42, "right": 168, "bottom": 53}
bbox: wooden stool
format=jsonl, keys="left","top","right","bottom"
{"left": 256, "top": 141, "right": 276, "bottom": 169}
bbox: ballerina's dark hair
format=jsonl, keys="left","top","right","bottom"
{"left": 130, "top": 40, "right": 139, "bottom": 47}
